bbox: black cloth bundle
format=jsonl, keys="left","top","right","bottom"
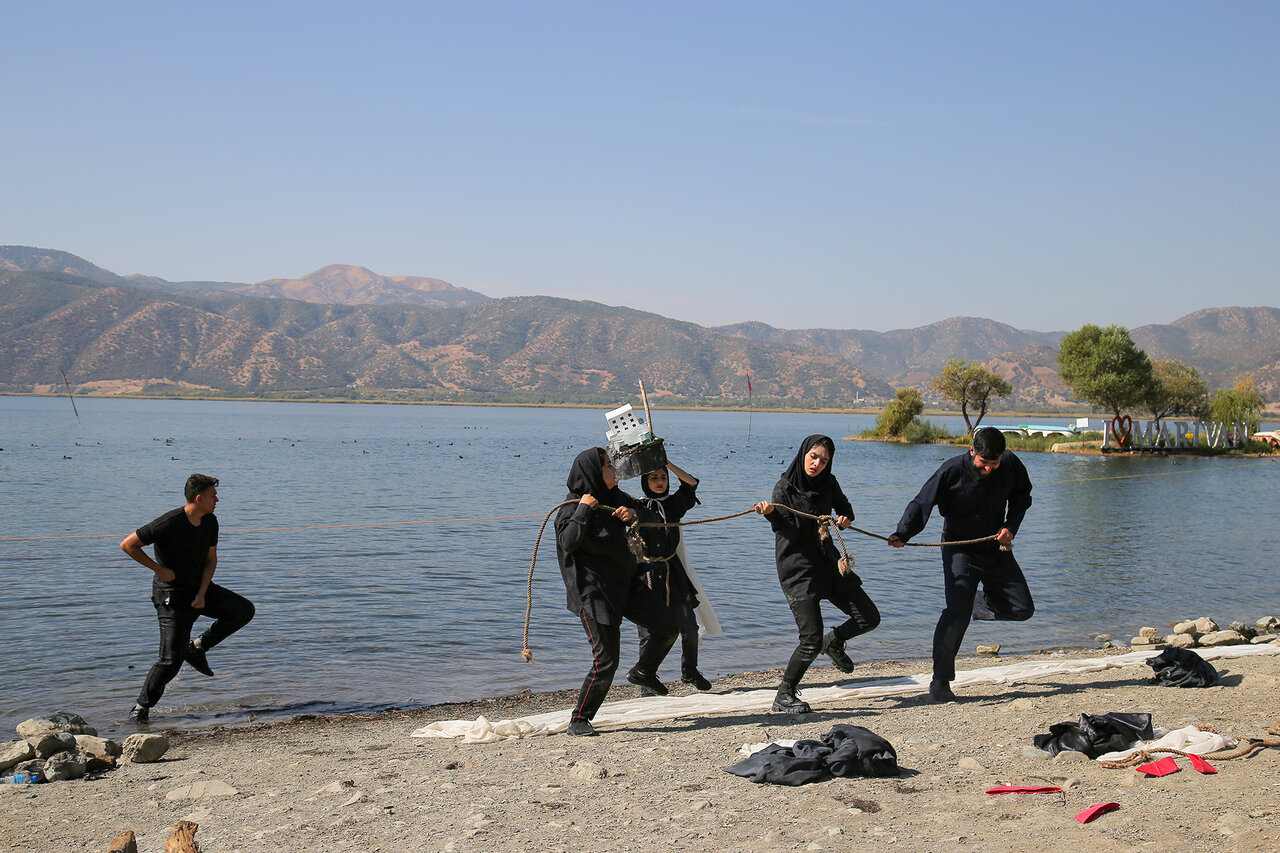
{"left": 1032, "top": 712, "right": 1153, "bottom": 758}
{"left": 724, "top": 724, "right": 898, "bottom": 786}
{"left": 1146, "top": 647, "right": 1219, "bottom": 688}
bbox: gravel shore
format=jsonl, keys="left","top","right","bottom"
{"left": 4, "top": 645, "right": 1278, "bottom": 853}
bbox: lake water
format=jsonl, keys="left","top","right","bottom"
{"left": 1, "top": 396, "right": 1277, "bottom": 735}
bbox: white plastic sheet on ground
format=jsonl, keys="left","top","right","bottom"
{"left": 1094, "top": 724, "right": 1237, "bottom": 762}
{"left": 409, "top": 643, "right": 1280, "bottom": 744}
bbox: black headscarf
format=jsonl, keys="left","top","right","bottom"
{"left": 640, "top": 469, "right": 668, "bottom": 499}
{"left": 780, "top": 435, "right": 838, "bottom": 508}
{"left": 565, "top": 447, "right": 626, "bottom": 505}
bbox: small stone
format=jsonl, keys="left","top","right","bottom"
{"left": 42, "top": 750, "right": 87, "bottom": 781}
{"left": 315, "top": 780, "right": 356, "bottom": 795}
{"left": 1138, "top": 627, "right": 1160, "bottom": 639}
{"left": 341, "top": 791, "right": 368, "bottom": 807}
{"left": 1053, "top": 750, "right": 1091, "bottom": 764}
{"left": 1022, "top": 748, "right": 1050, "bottom": 760}
{"left": 165, "top": 779, "right": 238, "bottom": 800}
{"left": 567, "top": 760, "right": 608, "bottom": 780}
{"left": 1250, "top": 634, "right": 1279, "bottom": 644}
{"left": 1193, "top": 616, "right": 1219, "bottom": 634}
{"left": 122, "top": 733, "right": 169, "bottom": 764}
{"left": 1199, "top": 630, "right": 1246, "bottom": 647}
{"left": 1173, "top": 620, "right": 1199, "bottom": 636}
{"left": 106, "top": 830, "right": 138, "bottom": 853}
{"left": 1130, "top": 636, "right": 1153, "bottom": 646}
{"left": 956, "top": 757, "right": 986, "bottom": 772}
{"left": 16, "top": 712, "right": 96, "bottom": 740}
{"left": 975, "top": 645, "right": 1001, "bottom": 656}
{"left": 28, "top": 732, "right": 77, "bottom": 758}
{"left": 1093, "top": 634, "right": 1112, "bottom": 642}
{"left": 1228, "top": 621, "right": 1256, "bottom": 638}
{"left": 73, "top": 735, "right": 121, "bottom": 758}
{"left": 85, "top": 754, "right": 117, "bottom": 773}
{"left": 1166, "top": 633, "right": 1197, "bottom": 649}
{"left": 0, "top": 741, "right": 35, "bottom": 773}
{"left": 1255, "top": 616, "right": 1279, "bottom": 632}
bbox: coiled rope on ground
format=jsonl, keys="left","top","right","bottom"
{"left": 1097, "top": 719, "right": 1280, "bottom": 768}
{"left": 520, "top": 500, "right": 1005, "bottom": 662}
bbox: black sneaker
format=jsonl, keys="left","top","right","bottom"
{"left": 184, "top": 642, "right": 215, "bottom": 677}
{"left": 682, "top": 671, "right": 713, "bottom": 691}
{"left": 822, "top": 632, "right": 855, "bottom": 674}
{"left": 566, "top": 718, "right": 597, "bottom": 737}
{"left": 928, "top": 679, "right": 957, "bottom": 703}
{"left": 625, "top": 667, "right": 668, "bottom": 696}
{"left": 129, "top": 704, "right": 150, "bottom": 724}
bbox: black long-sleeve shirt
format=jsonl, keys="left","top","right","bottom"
{"left": 894, "top": 450, "right": 1032, "bottom": 548}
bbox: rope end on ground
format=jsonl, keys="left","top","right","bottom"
{"left": 521, "top": 648, "right": 533, "bottom": 662}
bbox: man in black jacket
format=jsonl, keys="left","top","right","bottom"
{"left": 888, "top": 427, "right": 1033, "bottom": 702}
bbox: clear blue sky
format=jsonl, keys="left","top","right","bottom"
{"left": 4, "top": 2, "right": 1277, "bottom": 333}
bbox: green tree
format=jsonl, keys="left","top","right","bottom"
{"left": 931, "top": 358, "right": 1012, "bottom": 435}
{"left": 1144, "top": 359, "right": 1209, "bottom": 424}
{"left": 1055, "top": 324, "right": 1154, "bottom": 418}
{"left": 876, "top": 387, "right": 924, "bottom": 437}
{"left": 1208, "top": 372, "right": 1266, "bottom": 431}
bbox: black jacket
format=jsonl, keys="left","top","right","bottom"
{"left": 767, "top": 435, "right": 857, "bottom": 600}
{"left": 555, "top": 448, "right": 651, "bottom": 624}
{"left": 894, "top": 450, "right": 1032, "bottom": 549}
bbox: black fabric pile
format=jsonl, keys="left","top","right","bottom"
{"left": 724, "top": 724, "right": 898, "bottom": 786}
{"left": 1032, "top": 712, "right": 1153, "bottom": 758}
{"left": 1146, "top": 647, "right": 1219, "bottom": 688}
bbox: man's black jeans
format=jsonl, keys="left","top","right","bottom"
{"left": 137, "top": 580, "right": 255, "bottom": 708}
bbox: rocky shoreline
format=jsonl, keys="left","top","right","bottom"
{"left": 3, "top": 615, "right": 1278, "bottom": 852}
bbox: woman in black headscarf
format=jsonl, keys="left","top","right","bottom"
{"left": 556, "top": 448, "right": 679, "bottom": 736}
{"left": 634, "top": 460, "right": 718, "bottom": 693}
{"left": 753, "top": 435, "right": 880, "bottom": 713}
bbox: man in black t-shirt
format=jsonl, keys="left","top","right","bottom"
{"left": 120, "top": 473, "right": 255, "bottom": 723}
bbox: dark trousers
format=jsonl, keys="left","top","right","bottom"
{"left": 572, "top": 584, "right": 678, "bottom": 723}
{"left": 782, "top": 581, "right": 880, "bottom": 686}
{"left": 137, "top": 581, "right": 256, "bottom": 708}
{"left": 932, "top": 546, "right": 1034, "bottom": 682}
{"left": 637, "top": 602, "right": 700, "bottom": 678}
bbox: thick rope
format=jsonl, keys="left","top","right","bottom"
{"left": 521, "top": 498, "right": 1004, "bottom": 662}
{"left": 1097, "top": 720, "right": 1280, "bottom": 768}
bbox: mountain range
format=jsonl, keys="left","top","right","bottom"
{"left": 2, "top": 245, "right": 1278, "bottom": 409}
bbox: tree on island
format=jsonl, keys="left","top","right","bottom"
{"left": 931, "top": 359, "right": 1012, "bottom": 435}
{"left": 1056, "top": 324, "right": 1154, "bottom": 419}
{"left": 1208, "top": 373, "right": 1267, "bottom": 432}
{"left": 1144, "top": 359, "right": 1209, "bottom": 425}
{"left": 875, "top": 387, "right": 925, "bottom": 437}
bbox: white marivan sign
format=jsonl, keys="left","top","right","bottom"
{"left": 1102, "top": 417, "right": 1253, "bottom": 450}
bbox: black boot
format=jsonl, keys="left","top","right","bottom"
{"left": 822, "top": 631, "right": 854, "bottom": 674}
{"left": 771, "top": 681, "right": 811, "bottom": 713}
{"left": 928, "top": 679, "right": 957, "bottom": 703}
{"left": 626, "top": 667, "right": 668, "bottom": 696}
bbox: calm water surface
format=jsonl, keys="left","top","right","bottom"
{"left": 1, "top": 396, "right": 1276, "bottom": 735}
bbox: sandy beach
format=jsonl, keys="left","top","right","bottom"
{"left": 4, "top": 641, "right": 1278, "bottom": 853}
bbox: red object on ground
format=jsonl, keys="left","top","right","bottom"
{"left": 985, "top": 785, "right": 1063, "bottom": 795}
{"left": 1135, "top": 756, "right": 1180, "bottom": 776}
{"left": 1188, "top": 754, "right": 1217, "bottom": 774}
{"left": 1075, "top": 802, "right": 1120, "bottom": 823}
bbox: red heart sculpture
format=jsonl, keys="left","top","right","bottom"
{"left": 1111, "top": 414, "right": 1133, "bottom": 447}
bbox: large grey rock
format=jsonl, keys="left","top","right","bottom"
{"left": 16, "top": 712, "right": 96, "bottom": 740}
{"left": 29, "top": 731, "right": 77, "bottom": 758}
{"left": 0, "top": 740, "right": 35, "bottom": 772}
{"left": 1199, "top": 630, "right": 1247, "bottom": 647}
{"left": 121, "top": 733, "right": 169, "bottom": 764}
{"left": 73, "top": 735, "right": 121, "bottom": 758}
{"left": 42, "top": 750, "right": 87, "bottom": 782}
